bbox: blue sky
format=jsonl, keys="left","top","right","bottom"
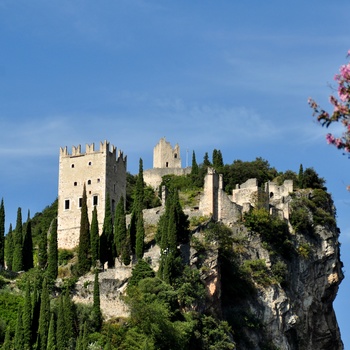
{"left": 1, "top": 0, "right": 350, "bottom": 345}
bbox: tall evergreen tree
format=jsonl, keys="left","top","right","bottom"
{"left": 128, "top": 210, "right": 137, "bottom": 255}
{"left": 37, "top": 278, "right": 50, "bottom": 350}
{"left": 47, "top": 313, "right": 57, "bottom": 350}
{"left": 31, "top": 278, "right": 41, "bottom": 346}
{"left": 92, "top": 269, "right": 102, "bottom": 331}
{"left": 135, "top": 158, "right": 145, "bottom": 209}
{"left": 135, "top": 210, "right": 145, "bottom": 260}
{"left": 191, "top": 151, "right": 199, "bottom": 176}
{"left": 46, "top": 218, "right": 58, "bottom": 281}
{"left": 4, "top": 224, "right": 13, "bottom": 270}
{"left": 77, "top": 184, "right": 91, "bottom": 275}
{"left": 23, "top": 280, "right": 32, "bottom": 350}
{"left": 0, "top": 198, "right": 5, "bottom": 269}
{"left": 203, "top": 152, "right": 211, "bottom": 167}
{"left": 99, "top": 193, "right": 115, "bottom": 268}
{"left": 157, "top": 189, "right": 189, "bottom": 284}
{"left": 14, "top": 305, "right": 25, "bottom": 350}
{"left": 56, "top": 296, "right": 66, "bottom": 350}
{"left": 90, "top": 205, "right": 99, "bottom": 267}
{"left": 37, "top": 227, "right": 47, "bottom": 270}
{"left": 212, "top": 149, "right": 224, "bottom": 170}
{"left": 63, "top": 290, "right": 75, "bottom": 346}
{"left": 114, "top": 196, "right": 127, "bottom": 258}
{"left": 22, "top": 211, "right": 34, "bottom": 271}
{"left": 121, "top": 230, "right": 131, "bottom": 266}
{"left": 298, "top": 164, "right": 304, "bottom": 189}
{"left": 2, "top": 326, "right": 12, "bottom": 350}
{"left": 12, "top": 207, "right": 23, "bottom": 271}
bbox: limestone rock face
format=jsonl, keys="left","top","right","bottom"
{"left": 191, "top": 203, "right": 344, "bottom": 349}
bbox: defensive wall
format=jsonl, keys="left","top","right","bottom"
{"left": 199, "top": 168, "right": 293, "bottom": 225}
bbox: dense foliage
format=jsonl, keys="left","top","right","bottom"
{"left": 0, "top": 153, "right": 335, "bottom": 349}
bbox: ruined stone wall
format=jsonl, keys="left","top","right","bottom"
{"left": 143, "top": 166, "right": 191, "bottom": 189}
{"left": 58, "top": 141, "right": 126, "bottom": 249}
{"left": 200, "top": 169, "right": 293, "bottom": 225}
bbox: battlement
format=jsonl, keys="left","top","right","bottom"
{"left": 60, "top": 140, "right": 124, "bottom": 160}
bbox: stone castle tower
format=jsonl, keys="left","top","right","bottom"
{"left": 57, "top": 141, "right": 127, "bottom": 249}
{"left": 144, "top": 137, "right": 191, "bottom": 189}
{"left": 153, "top": 137, "right": 182, "bottom": 168}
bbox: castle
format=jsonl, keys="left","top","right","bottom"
{"left": 57, "top": 137, "right": 292, "bottom": 249}
{"left": 57, "top": 141, "right": 127, "bottom": 249}
{"left": 143, "top": 137, "right": 191, "bottom": 188}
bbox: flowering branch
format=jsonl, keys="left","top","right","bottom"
{"left": 308, "top": 50, "right": 350, "bottom": 153}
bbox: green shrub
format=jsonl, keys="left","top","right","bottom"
{"left": 58, "top": 249, "right": 74, "bottom": 266}
{"left": 242, "top": 259, "right": 273, "bottom": 287}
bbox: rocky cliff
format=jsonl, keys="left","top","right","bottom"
{"left": 73, "top": 187, "right": 343, "bottom": 350}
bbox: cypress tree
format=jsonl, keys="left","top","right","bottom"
{"left": 22, "top": 212, "right": 34, "bottom": 271}
{"left": 37, "top": 226, "right": 47, "bottom": 270}
{"left": 191, "top": 151, "right": 199, "bottom": 176}
{"left": 203, "top": 152, "right": 211, "bottom": 167}
{"left": 100, "top": 193, "right": 115, "bottom": 268}
{"left": 92, "top": 269, "right": 102, "bottom": 331}
{"left": 114, "top": 196, "right": 127, "bottom": 258}
{"left": 37, "top": 278, "right": 50, "bottom": 350}
{"left": 90, "top": 205, "right": 99, "bottom": 267}
{"left": 135, "top": 210, "right": 145, "bottom": 260}
{"left": 82, "top": 322, "right": 88, "bottom": 350}
{"left": 31, "top": 279, "right": 41, "bottom": 346}
{"left": 77, "top": 184, "right": 91, "bottom": 275}
{"left": 14, "top": 305, "right": 25, "bottom": 349}
{"left": 298, "top": 164, "right": 304, "bottom": 189}
{"left": 63, "top": 290, "right": 75, "bottom": 345}
{"left": 23, "top": 280, "right": 32, "bottom": 350}
{"left": 129, "top": 209, "right": 137, "bottom": 255}
{"left": 47, "top": 313, "right": 57, "bottom": 350}
{"left": 121, "top": 230, "right": 131, "bottom": 266}
{"left": 157, "top": 189, "right": 189, "bottom": 284}
{"left": 3, "top": 326, "right": 12, "bottom": 350}
{"left": 46, "top": 218, "right": 58, "bottom": 281}
{"left": 4, "top": 224, "right": 13, "bottom": 270}
{"left": 56, "top": 296, "right": 66, "bottom": 350}
{"left": 135, "top": 158, "right": 145, "bottom": 209}
{"left": 212, "top": 149, "right": 224, "bottom": 170}
{"left": 12, "top": 207, "right": 23, "bottom": 271}
{"left": 0, "top": 198, "right": 5, "bottom": 269}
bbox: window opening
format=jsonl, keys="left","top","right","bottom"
{"left": 93, "top": 195, "right": 98, "bottom": 206}
{"left": 87, "top": 180, "right": 92, "bottom": 185}
{"left": 165, "top": 162, "right": 168, "bottom": 168}
{"left": 74, "top": 182, "right": 77, "bottom": 186}
{"left": 174, "top": 153, "right": 177, "bottom": 158}
{"left": 79, "top": 198, "right": 83, "bottom": 208}
{"left": 88, "top": 161, "right": 92, "bottom": 166}
{"left": 71, "top": 164, "right": 75, "bottom": 168}
{"left": 65, "top": 200, "right": 70, "bottom": 210}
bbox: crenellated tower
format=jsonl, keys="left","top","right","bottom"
{"left": 57, "top": 140, "right": 127, "bottom": 249}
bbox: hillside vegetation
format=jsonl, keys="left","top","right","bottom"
{"left": 0, "top": 153, "right": 339, "bottom": 350}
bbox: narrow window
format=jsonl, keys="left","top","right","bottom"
{"left": 165, "top": 162, "right": 168, "bottom": 168}
{"left": 93, "top": 195, "right": 98, "bottom": 206}
{"left": 87, "top": 180, "right": 92, "bottom": 185}
{"left": 174, "top": 153, "right": 177, "bottom": 159}
{"left": 79, "top": 198, "right": 83, "bottom": 208}
{"left": 74, "top": 182, "right": 77, "bottom": 186}
{"left": 88, "top": 161, "right": 92, "bottom": 166}
{"left": 71, "top": 164, "right": 75, "bottom": 168}
{"left": 97, "top": 178, "right": 100, "bottom": 183}
{"left": 65, "top": 200, "right": 70, "bottom": 210}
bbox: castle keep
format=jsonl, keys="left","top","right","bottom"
{"left": 58, "top": 141, "right": 127, "bottom": 249}
{"left": 144, "top": 137, "right": 191, "bottom": 188}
